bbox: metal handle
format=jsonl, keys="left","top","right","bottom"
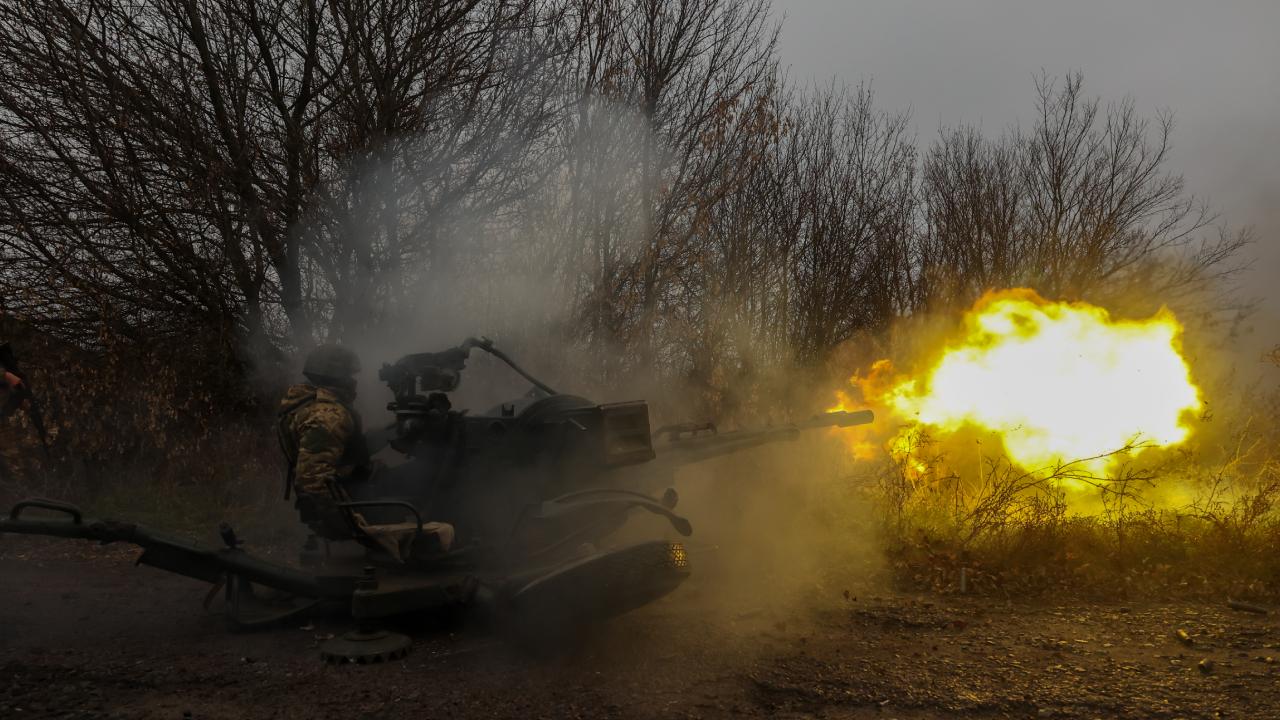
{"left": 9, "top": 498, "right": 83, "bottom": 524}
{"left": 468, "top": 339, "right": 558, "bottom": 396}
{"left": 337, "top": 501, "right": 424, "bottom": 537}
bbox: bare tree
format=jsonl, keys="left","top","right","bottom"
{"left": 0, "top": 2, "right": 1249, "bottom": 432}
{"left": 547, "top": 0, "right": 779, "bottom": 378}
{"left": 0, "top": 0, "right": 565, "bottom": 360}
{"left": 916, "top": 126, "right": 1025, "bottom": 309}
{"left": 916, "top": 72, "right": 1248, "bottom": 312}
{"left": 304, "top": 0, "right": 568, "bottom": 339}
{"left": 781, "top": 84, "right": 916, "bottom": 361}
{"left": 0, "top": 0, "right": 346, "bottom": 352}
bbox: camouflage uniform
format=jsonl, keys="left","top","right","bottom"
{"left": 277, "top": 383, "right": 370, "bottom": 539}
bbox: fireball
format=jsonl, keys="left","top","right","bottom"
{"left": 846, "top": 290, "right": 1203, "bottom": 476}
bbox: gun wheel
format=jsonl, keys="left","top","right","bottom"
{"left": 319, "top": 630, "right": 412, "bottom": 664}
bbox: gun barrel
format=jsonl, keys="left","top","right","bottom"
{"left": 798, "top": 410, "right": 874, "bottom": 429}
{"left": 654, "top": 409, "right": 873, "bottom": 466}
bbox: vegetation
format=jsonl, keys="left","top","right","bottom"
{"left": 0, "top": 0, "right": 1272, "bottom": 596}
{"left": 860, "top": 349, "right": 1280, "bottom": 600}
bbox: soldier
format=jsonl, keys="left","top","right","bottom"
{"left": 277, "top": 344, "right": 370, "bottom": 539}
{"left": 278, "top": 344, "right": 452, "bottom": 560}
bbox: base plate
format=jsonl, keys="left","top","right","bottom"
{"left": 319, "top": 630, "right": 412, "bottom": 664}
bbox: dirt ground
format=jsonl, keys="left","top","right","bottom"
{"left": 3, "top": 538, "right": 1280, "bottom": 720}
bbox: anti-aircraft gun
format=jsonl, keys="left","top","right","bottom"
{"left": 358, "top": 337, "right": 873, "bottom": 550}
{"left": 0, "top": 337, "right": 872, "bottom": 661}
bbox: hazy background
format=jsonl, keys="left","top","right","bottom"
{"left": 774, "top": 0, "right": 1280, "bottom": 365}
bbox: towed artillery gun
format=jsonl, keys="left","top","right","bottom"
{"left": 0, "top": 338, "right": 872, "bottom": 661}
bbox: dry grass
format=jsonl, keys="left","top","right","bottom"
{"left": 865, "top": 408, "right": 1280, "bottom": 601}
{"left": 1, "top": 417, "right": 296, "bottom": 544}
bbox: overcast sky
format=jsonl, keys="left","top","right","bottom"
{"left": 773, "top": 0, "right": 1279, "bottom": 360}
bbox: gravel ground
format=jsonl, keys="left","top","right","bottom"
{"left": 3, "top": 539, "right": 1279, "bottom": 719}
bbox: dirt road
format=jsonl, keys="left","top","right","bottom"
{"left": 3, "top": 541, "right": 1279, "bottom": 719}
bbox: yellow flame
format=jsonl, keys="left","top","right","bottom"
{"left": 840, "top": 289, "right": 1203, "bottom": 477}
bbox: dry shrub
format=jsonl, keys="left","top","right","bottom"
{"left": 871, "top": 398, "right": 1280, "bottom": 600}
{"left": 0, "top": 319, "right": 288, "bottom": 538}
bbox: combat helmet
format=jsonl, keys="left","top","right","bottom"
{"left": 303, "top": 343, "right": 361, "bottom": 386}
